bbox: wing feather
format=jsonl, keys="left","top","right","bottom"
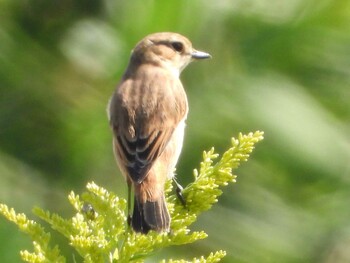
{"left": 109, "top": 66, "right": 187, "bottom": 184}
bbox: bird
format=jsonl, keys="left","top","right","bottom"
{"left": 108, "top": 32, "right": 211, "bottom": 233}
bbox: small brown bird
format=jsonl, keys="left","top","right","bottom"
{"left": 108, "top": 32, "right": 211, "bottom": 233}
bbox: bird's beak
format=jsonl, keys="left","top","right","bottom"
{"left": 191, "top": 49, "right": 211, "bottom": 60}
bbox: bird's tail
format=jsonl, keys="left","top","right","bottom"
{"left": 131, "top": 194, "right": 170, "bottom": 234}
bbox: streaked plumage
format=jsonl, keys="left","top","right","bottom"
{"left": 108, "top": 32, "right": 211, "bottom": 233}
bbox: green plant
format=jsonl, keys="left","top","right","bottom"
{"left": 0, "top": 131, "right": 264, "bottom": 262}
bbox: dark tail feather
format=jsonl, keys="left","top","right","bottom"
{"left": 131, "top": 195, "right": 170, "bottom": 234}
{"left": 131, "top": 198, "right": 151, "bottom": 233}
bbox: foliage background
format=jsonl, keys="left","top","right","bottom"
{"left": 0, "top": 0, "right": 349, "bottom": 262}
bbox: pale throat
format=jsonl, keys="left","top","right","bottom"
{"left": 157, "top": 60, "right": 189, "bottom": 78}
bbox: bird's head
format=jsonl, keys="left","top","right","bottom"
{"left": 130, "top": 32, "right": 211, "bottom": 76}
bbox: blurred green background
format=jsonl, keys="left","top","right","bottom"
{"left": 1, "top": 0, "right": 350, "bottom": 262}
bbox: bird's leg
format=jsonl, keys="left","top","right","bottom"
{"left": 127, "top": 181, "right": 132, "bottom": 226}
{"left": 172, "top": 177, "right": 186, "bottom": 207}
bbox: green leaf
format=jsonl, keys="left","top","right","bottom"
{"left": 0, "top": 132, "right": 264, "bottom": 262}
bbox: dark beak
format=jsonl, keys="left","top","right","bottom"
{"left": 191, "top": 49, "right": 211, "bottom": 60}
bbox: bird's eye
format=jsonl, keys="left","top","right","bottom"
{"left": 171, "top": 42, "right": 184, "bottom": 52}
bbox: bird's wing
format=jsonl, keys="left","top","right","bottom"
{"left": 109, "top": 72, "right": 187, "bottom": 184}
